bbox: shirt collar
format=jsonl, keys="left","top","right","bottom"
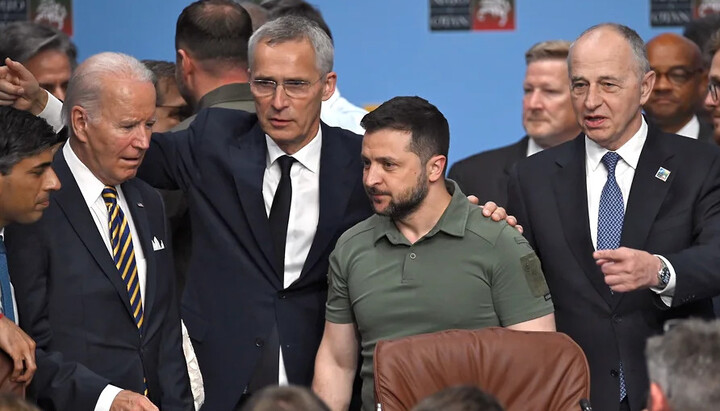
{"left": 63, "top": 141, "right": 111, "bottom": 208}
{"left": 265, "top": 125, "right": 322, "bottom": 174}
{"left": 585, "top": 116, "right": 647, "bottom": 172}
{"left": 675, "top": 115, "right": 700, "bottom": 139}
{"left": 526, "top": 137, "right": 544, "bottom": 157}
{"left": 373, "top": 180, "right": 469, "bottom": 245}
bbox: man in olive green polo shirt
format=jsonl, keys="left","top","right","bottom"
{"left": 312, "top": 96, "right": 556, "bottom": 411}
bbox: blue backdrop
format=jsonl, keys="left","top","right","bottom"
{"left": 71, "top": 1, "right": 681, "bottom": 165}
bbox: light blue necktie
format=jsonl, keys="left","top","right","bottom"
{"left": 596, "top": 151, "right": 627, "bottom": 401}
{"left": 0, "top": 238, "right": 16, "bottom": 323}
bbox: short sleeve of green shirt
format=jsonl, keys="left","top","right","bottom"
{"left": 326, "top": 247, "right": 354, "bottom": 324}
{"left": 489, "top": 225, "right": 554, "bottom": 326}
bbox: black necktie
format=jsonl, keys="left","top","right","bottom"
{"left": 248, "top": 155, "right": 295, "bottom": 392}
{"left": 269, "top": 155, "right": 295, "bottom": 277}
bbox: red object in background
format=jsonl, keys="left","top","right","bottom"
{"left": 30, "top": 0, "right": 72, "bottom": 36}
{"left": 472, "top": 0, "right": 515, "bottom": 31}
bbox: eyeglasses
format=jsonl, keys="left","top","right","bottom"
{"left": 653, "top": 67, "right": 702, "bottom": 86}
{"left": 709, "top": 80, "right": 720, "bottom": 103}
{"left": 250, "top": 76, "right": 324, "bottom": 98}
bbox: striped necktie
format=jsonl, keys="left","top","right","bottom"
{"left": 102, "top": 186, "right": 144, "bottom": 330}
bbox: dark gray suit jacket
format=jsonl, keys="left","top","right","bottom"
{"left": 6, "top": 151, "right": 192, "bottom": 411}
{"left": 448, "top": 137, "right": 528, "bottom": 206}
{"left": 508, "top": 125, "right": 719, "bottom": 411}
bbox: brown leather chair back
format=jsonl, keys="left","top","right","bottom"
{"left": 374, "top": 328, "right": 590, "bottom": 411}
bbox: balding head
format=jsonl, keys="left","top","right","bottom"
{"left": 644, "top": 32, "right": 706, "bottom": 134}
{"left": 568, "top": 24, "right": 655, "bottom": 150}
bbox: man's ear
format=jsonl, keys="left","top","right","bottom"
{"left": 71, "top": 106, "right": 90, "bottom": 144}
{"left": 178, "top": 49, "right": 195, "bottom": 78}
{"left": 427, "top": 154, "right": 447, "bottom": 183}
{"left": 321, "top": 71, "right": 337, "bottom": 102}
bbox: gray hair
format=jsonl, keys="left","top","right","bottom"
{"left": 568, "top": 23, "right": 651, "bottom": 80}
{"left": 62, "top": 52, "right": 155, "bottom": 131}
{"left": 247, "top": 15, "right": 333, "bottom": 75}
{"left": 0, "top": 21, "right": 77, "bottom": 68}
{"left": 646, "top": 319, "right": 720, "bottom": 411}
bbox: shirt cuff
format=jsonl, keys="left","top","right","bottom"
{"left": 94, "top": 384, "right": 123, "bottom": 411}
{"left": 650, "top": 255, "right": 676, "bottom": 307}
{"left": 38, "top": 91, "right": 64, "bottom": 132}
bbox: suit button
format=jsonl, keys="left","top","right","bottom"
{"left": 279, "top": 293, "right": 287, "bottom": 299}
{"left": 255, "top": 338, "right": 264, "bottom": 347}
{"left": 610, "top": 369, "right": 619, "bottom": 378}
{"left": 612, "top": 315, "right": 622, "bottom": 324}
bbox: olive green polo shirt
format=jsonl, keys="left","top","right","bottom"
{"left": 326, "top": 181, "right": 554, "bottom": 411}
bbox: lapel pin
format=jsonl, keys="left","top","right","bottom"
{"left": 137, "top": 202, "right": 144, "bottom": 208}
{"left": 655, "top": 167, "right": 671, "bottom": 182}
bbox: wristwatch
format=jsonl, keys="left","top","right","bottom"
{"left": 657, "top": 258, "right": 670, "bottom": 288}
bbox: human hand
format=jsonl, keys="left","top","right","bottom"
{"left": 478, "top": 200, "right": 523, "bottom": 234}
{"left": 594, "top": 247, "right": 662, "bottom": 292}
{"left": 0, "top": 316, "right": 36, "bottom": 385}
{"left": 0, "top": 58, "right": 48, "bottom": 114}
{"left": 110, "top": 390, "right": 159, "bottom": 411}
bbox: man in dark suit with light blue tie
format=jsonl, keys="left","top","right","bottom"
{"left": 508, "top": 24, "right": 720, "bottom": 411}
{"left": 0, "top": 106, "right": 63, "bottom": 390}
{"left": 4, "top": 54, "right": 192, "bottom": 411}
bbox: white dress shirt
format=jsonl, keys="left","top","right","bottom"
{"left": 675, "top": 115, "right": 700, "bottom": 139}
{"left": 63, "top": 142, "right": 148, "bottom": 411}
{"left": 526, "top": 137, "right": 544, "bottom": 157}
{"left": 262, "top": 128, "right": 321, "bottom": 385}
{"left": 584, "top": 118, "right": 675, "bottom": 305}
{"left": 320, "top": 88, "right": 367, "bottom": 135}
{"left": 0, "top": 229, "right": 19, "bottom": 325}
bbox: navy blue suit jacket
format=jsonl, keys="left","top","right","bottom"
{"left": 508, "top": 126, "right": 719, "bottom": 411}
{"left": 139, "top": 108, "right": 372, "bottom": 409}
{"left": 5, "top": 151, "right": 192, "bottom": 410}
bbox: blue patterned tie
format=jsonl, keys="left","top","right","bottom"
{"left": 0, "top": 238, "right": 15, "bottom": 323}
{"left": 596, "top": 151, "right": 627, "bottom": 401}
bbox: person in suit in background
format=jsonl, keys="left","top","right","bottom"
{"left": 0, "top": 22, "right": 76, "bottom": 101}
{"left": 644, "top": 319, "right": 720, "bottom": 411}
{"left": 508, "top": 23, "right": 720, "bottom": 411}
{"left": 448, "top": 40, "right": 580, "bottom": 205}
{"left": 142, "top": 61, "right": 190, "bottom": 134}
{"left": 0, "top": 107, "right": 63, "bottom": 389}
{"left": 644, "top": 33, "right": 713, "bottom": 142}
{"left": 4, "top": 53, "right": 192, "bottom": 411}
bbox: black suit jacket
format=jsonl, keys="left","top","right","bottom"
{"left": 4, "top": 151, "right": 192, "bottom": 410}
{"left": 507, "top": 125, "right": 719, "bottom": 411}
{"left": 699, "top": 118, "right": 715, "bottom": 143}
{"left": 447, "top": 137, "right": 528, "bottom": 206}
{"left": 138, "top": 108, "right": 372, "bottom": 409}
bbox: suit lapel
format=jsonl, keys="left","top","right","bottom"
{"left": 622, "top": 126, "right": 675, "bottom": 250}
{"left": 122, "top": 181, "right": 157, "bottom": 322}
{"left": 553, "top": 137, "right": 615, "bottom": 307}
{"left": 53, "top": 151, "right": 135, "bottom": 318}
{"left": 301, "top": 123, "right": 360, "bottom": 278}
{"left": 229, "top": 123, "right": 282, "bottom": 288}
{"left": 502, "top": 136, "right": 529, "bottom": 176}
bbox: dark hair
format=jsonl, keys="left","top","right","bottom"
{"left": 0, "top": 107, "right": 64, "bottom": 175}
{"left": 412, "top": 386, "right": 504, "bottom": 411}
{"left": 240, "top": 385, "right": 330, "bottom": 411}
{"left": 265, "top": 0, "right": 332, "bottom": 42}
{"left": 685, "top": 14, "right": 720, "bottom": 65}
{"left": 361, "top": 96, "right": 450, "bottom": 168}
{"left": 0, "top": 21, "right": 77, "bottom": 68}
{"left": 175, "top": 0, "right": 253, "bottom": 68}
{"left": 0, "top": 393, "right": 40, "bottom": 411}
{"left": 142, "top": 60, "right": 177, "bottom": 105}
